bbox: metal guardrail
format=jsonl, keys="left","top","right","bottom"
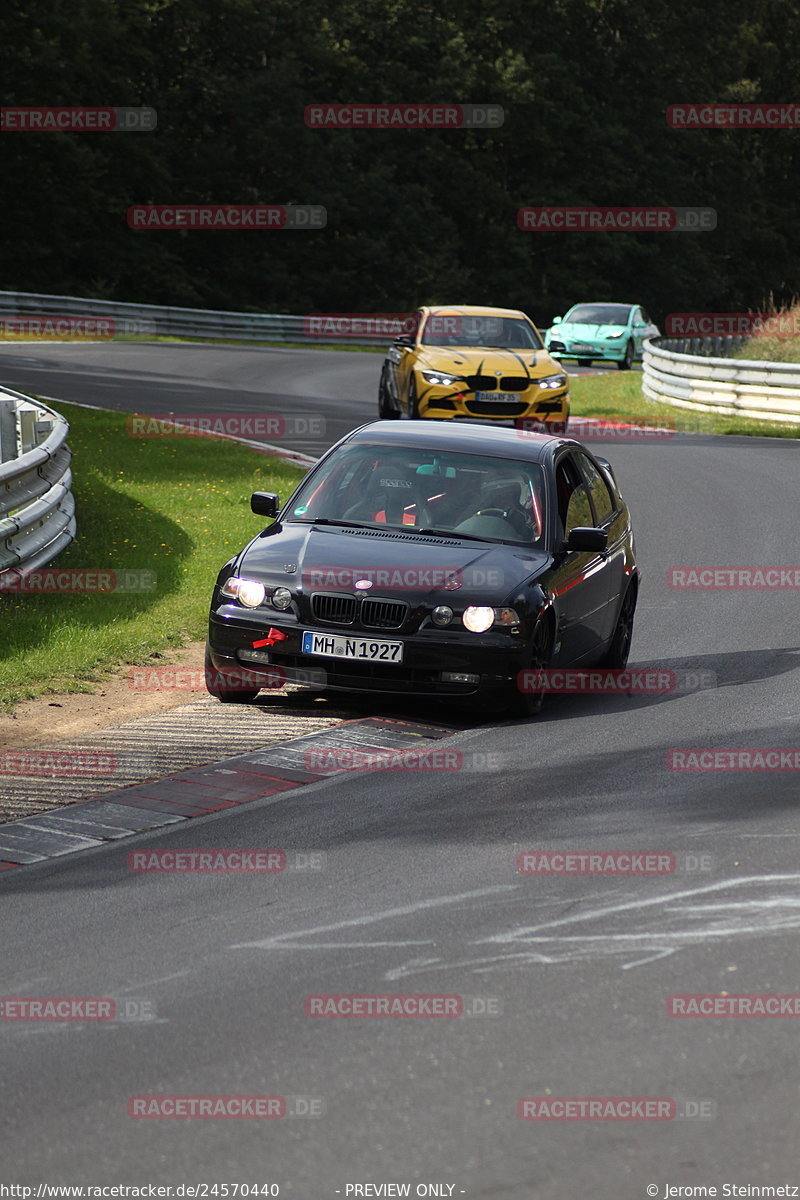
{"left": 642, "top": 336, "right": 800, "bottom": 425}
{"left": 0, "top": 289, "right": 389, "bottom": 344}
{"left": 0, "top": 388, "right": 76, "bottom": 574}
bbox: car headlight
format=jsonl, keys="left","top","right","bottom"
{"left": 220, "top": 576, "right": 267, "bottom": 608}
{"left": 431, "top": 605, "right": 455, "bottom": 627}
{"left": 538, "top": 373, "right": 567, "bottom": 390}
{"left": 462, "top": 606, "right": 520, "bottom": 632}
{"left": 270, "top": 586, "right": 293, "bottom": 610}
{"left": 422, "top": 370, "right": 460, "bottom": 386}
{"left": 606, "top": 331, "right": 624, "bottom": 339}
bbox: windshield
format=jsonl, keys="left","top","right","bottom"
{"left": 421, "top": 313, "right": 543, "bottom": 350}
{"left": 285, "top": 444, "right": 546, "bottom": 545}
{"left": 566, "top": 304, "right": 632, "bottom": 326}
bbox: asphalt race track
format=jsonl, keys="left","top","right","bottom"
{"left": 0, "top": 341, "right": 622, "bottom": 458}
{"left": 2, "top": 342, "right": 800, "bottom": 1196}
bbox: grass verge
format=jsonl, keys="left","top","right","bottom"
{"left": 0, "top": 401, "right": 306, "bottom": 711}
{"left": 567, "top": 370, "right": 800, "bottom": 438}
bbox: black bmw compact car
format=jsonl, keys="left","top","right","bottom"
{"left": 206, "top": 421, "right": 639, "bottom": 716}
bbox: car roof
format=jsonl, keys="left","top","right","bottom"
{"left": 420, "top": 304, "right": 530, "bottom": 320}
{"left": 343, "top": 420, "right": 569, "bottom": 464}
{"left": 566, "top": 301, "right": 635, "bottom": 310}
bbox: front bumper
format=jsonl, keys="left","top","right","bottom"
{"left": 417, "top": 383, "right": 569, "bottom": 423}
{"left": 208, "top": 607, "right": 525, "bottom": 700}
{"left": 547, "top": 341, "right": 626, "bottom": 362}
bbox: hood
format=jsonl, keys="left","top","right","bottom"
{"left": 238, "top": 522, "right": 550, "bottom": 604}
{"left": 416, "top": 345, "right": 561, "bottom": 381}
{"left": 553, "top": 322, "right": 627, "bottom": 339}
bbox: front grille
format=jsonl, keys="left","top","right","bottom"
{"left": 311, "top": 592, "right": 356, "bottom": 624}
{"left": 499, "top": 376, "right": 531, "bottom": 391}
{"left": 465, "top": 400, "right": 528, "bottom": 417}
{"left": 465, "top": 374, "right": 497, "bottom": 390}
{"left": 548, "top": 341, "right": 566, "bottom": 352}
{"left": 310, "top": 591, "right": 409, "bottom": 630}
{"left": 361, "top": 597, "right": 408, "bottom": 629}
{"left": 536, "top": 400, "right": 563, "bottom": 414}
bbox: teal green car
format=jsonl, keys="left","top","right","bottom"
{"left": 544, "top": 302, "right": 660, "bottom": 370}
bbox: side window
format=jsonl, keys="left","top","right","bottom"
{"left": 555, "top": 454, "right": 593, "bottom": 537}
{"left": 576, "top": 452, "right": 615, "bottom": 524}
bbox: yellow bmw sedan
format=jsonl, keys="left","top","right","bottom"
{"left": 378, "top": 305, "right": 569, "bottom": 428}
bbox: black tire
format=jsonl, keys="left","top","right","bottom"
{"left": 600, "top": 583, "right": 637, "bottom": 668}
{"left": 378, "top": 367, "right": 400, "bottom": 419}
{"left": 407, "top": 375, "right": 422, "bottom": 419}
{"left": 617, "top": 341, "right": 634, "bottom": 370}
{"left": 576, "top": 358, "right": 592, "bottom": 367}
{"left": 205, "top": 643, "right": 260, "bottom": 703}
{"left": 511, "top": 616, "right": 554, "bottom": 718}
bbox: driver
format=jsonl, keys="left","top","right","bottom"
{"left": 342, "top": 463, "right": 431, "bottom": 527}
{"left": 457, "top": 475, "right": 541, "bottom": 540}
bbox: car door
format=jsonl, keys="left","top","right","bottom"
{"left": 572, "top": 448, "right": 628, "bottom": 645}
{"left": 548, "top": 449, "right": 610, "bottom": 664}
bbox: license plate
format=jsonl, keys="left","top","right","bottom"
{"left": 301, "top": 630, "right": 404, "bottom": 663}
{"left": 473, "top": 391, "right": 520, "bottom": 402}
{"left": 573, "top": 344, "right": 594, "bottom": 353}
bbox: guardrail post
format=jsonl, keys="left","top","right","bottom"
{"left": 0, "top": 397, "right": 17, "bottom": 463}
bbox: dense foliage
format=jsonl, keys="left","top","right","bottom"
{"left": 1, "top": 0, "right": 798, "bottom": 324}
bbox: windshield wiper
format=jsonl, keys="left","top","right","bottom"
{"left": 289, "top": 518, "right": 374, "bottom": 529}
{"left": 413, "top": 526, "right": 490, "bottom": 542}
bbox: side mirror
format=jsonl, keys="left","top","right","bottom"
{"left": 393, "top": 333, "right": 415, "bottom": 348}
{"left": 566, "top": 526, "right": 608, "bottom": 553}
{"left": 551, "top": 316, "right": 562, "bottom": 325}
{"left": 251, "top": 491, "right": 279, "bottom": 518}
